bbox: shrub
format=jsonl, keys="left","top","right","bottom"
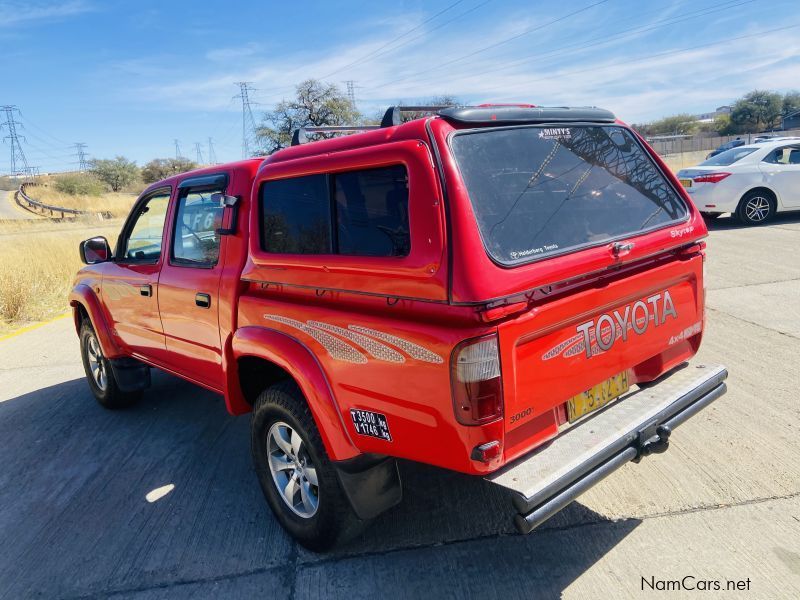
{"left": 54, "top": 173, "right": 106, "bottom": 196}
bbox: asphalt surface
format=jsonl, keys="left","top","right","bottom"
{"left": 0, "top": 189, "right": 32, "bottom": 220}
{"left": 1, "top": 214, "right": 799, "bottom": 599}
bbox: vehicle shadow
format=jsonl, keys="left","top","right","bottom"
{"left": 0, "top": 373, "right": 640, "bottom": 599}
{"left": 704, "top": 210, "right": 800, "bottom": 231}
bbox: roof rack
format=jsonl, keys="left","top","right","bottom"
{"left": 290, "top": 105, "right": 455, "bottom": 146}
{"left": 288, "top": 104, "right": 616, "bottom": 146}
{"left": 380, "top": 105, "right": 454, "bottom": 127}
{"left": 291, "top": 125, "right": 380, "bottom": 146}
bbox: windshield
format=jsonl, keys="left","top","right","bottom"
{"left": 449, "top": 125, "right": 688, "bottom": 265}
{"left": 700, "top": 147, "right": 757, "bottom": 166}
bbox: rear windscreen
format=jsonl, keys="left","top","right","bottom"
{"left": 449, "top": 125, "right": 688, "bottom": 265}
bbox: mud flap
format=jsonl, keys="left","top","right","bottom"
{"left": 486, "top": 362, "right": 728, "bottom": 534}
{"left": 109, "top": 357, "right": 151, "bottom": 393}
{"left": 334, "top": 454, "right": 403, "bottom": 520}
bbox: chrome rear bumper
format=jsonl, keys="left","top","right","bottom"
{"left": 486, "top": 362, "right": 728, "bottom": 534}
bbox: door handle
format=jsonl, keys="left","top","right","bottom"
{"left": 195, "top": 293, "right": 211, "bottom": 308}
{"left": 140, "top": 284, "right": 152, "bottom": 297}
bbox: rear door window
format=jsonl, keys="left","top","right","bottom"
{"left": 261, "top": 174, "right": 331, "bottom": 254}
{"left": 260, "top": 165, "right": 410, "bottom": 257}
{"left": 450, "top": 125, "right": 688, "bottom": 265}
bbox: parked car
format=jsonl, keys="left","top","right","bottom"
{"left": 706, "top": 138, "right": 745, "bottom": 159}
{"left": 677, "top": 140, "right": 800, "bottom": 224}
{"left": 70, "top": 104, "right": 727, "bottom": 550}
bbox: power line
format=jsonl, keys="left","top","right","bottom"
{"left": 1, "top": 105, "right": 32, "bottom": 178}
{"left": 345, "top": 80, "right": 356, "bottom": 107}
{"left": 397, "top": 0, "right": 751, "bottom": 92}
{"left": 366, "top": 0, "right": 610, "bottom": 92}
{"left": 492, "top": 22, "right": 800, "bottom": 100}
{"left": 316, "top": 0, "right": 467, "bottom": 80}
{"left": 234, "top": 82, "right": 260, "bottom": 158}
{"left": 207, "top": 137, "right": 217, "bottom": 164}
{"left": 73, "top": 142, "right": 88, "bottom": 171}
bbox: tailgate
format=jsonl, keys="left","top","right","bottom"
{"left": 498, "top": 253, "right": 704, "bottom": 457}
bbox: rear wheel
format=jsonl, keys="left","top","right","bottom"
{"left": 736, "top": 190, "right": 776, "bottom": 225}
{"left": 79, "top": 321, "right": 141, "bottom": 409}
{"left": 251, "top": 381, "right": 361, "bottom": 551}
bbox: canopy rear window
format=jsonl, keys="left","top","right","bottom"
{"left": 450, "top": 125, "right": 688, "bottom": 265}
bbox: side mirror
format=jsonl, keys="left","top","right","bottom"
{"left": 80, "top": 236, "right": 112, "bottom": 265}
{"left": 212, "top": 193, "right": 240, "bottom": 235}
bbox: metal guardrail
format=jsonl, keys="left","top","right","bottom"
{"left": 15, "top": 183, "right": 109, "bottom": 219}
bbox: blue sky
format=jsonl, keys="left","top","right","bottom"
{"left": 1, "top": 0, "right": 799, "bottom": 173}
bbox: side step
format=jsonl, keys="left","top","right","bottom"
{"left": 486, "top": 362, "right": 728, "bottom": 533}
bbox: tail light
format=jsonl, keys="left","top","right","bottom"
{"left": 451, "top": 334, "right": 503, "bottom": 425}
{"left": 693, "top": 172, "right": 731, "bottom": 184}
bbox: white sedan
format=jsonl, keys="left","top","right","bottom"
{"left": 676, "top": 140, "right": 800, "bottom": 224}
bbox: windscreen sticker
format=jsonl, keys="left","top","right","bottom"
{"left": 538, "top": 127, "right": 572, "bottom": 141}
{"left": 350, "top": 409, "right": 392, "bottom": 442}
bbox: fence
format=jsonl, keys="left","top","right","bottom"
{"left": 15, "top": 182, "right": 109, "bottom": 219}
{"left": 647, "top": 128, "right": 800, "bottom": 156}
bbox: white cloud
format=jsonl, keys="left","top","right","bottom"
{"left": 0, "top": 0, "right": 93, "bottom": 27}
{"left": 108, "top": 4, "right": 800, "bottom": 124}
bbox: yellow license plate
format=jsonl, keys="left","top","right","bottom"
{"left": 567, "top": 372, "right": 630, "bottom": 423}
{"left": 680, "top": 178, "right": 693, "bottom": 188}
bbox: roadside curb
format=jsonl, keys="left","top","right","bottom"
{"left": 0, "top": 312, "right": 70, "bottom": 343}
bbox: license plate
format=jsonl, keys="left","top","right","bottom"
{"left": 680, "top": 178, "right": 693, "bottom": 188}
{"left": 567, "top": 372, "right": 630, "bottom": 423}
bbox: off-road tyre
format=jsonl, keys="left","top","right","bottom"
{"left": 79, "top": 320, "right": 141, "bottom": 409}
{"left": 251, "top": 380, "right": 362, "bottom": 551}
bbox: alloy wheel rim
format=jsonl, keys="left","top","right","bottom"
{"left": 86, "top": 335, "right": 107, "bottom": 391}
{"left": 745, "top": 196, "right": 770, "bottom": 222}
{"left": 267, "top": 421, "right": 319, "bottom": 518}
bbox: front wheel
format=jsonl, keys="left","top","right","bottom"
{"left": 736, "top": 191, "right": 776, "bottom": 225}
{"left": 79, "top": 321, "right": 141, "bottom": 409}
{"left": 251, "top": 381, "right": 361, "bottom": 551}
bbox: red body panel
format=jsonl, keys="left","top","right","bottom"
{"left": 71, "top": 112, "right": 709, "bottom": 475}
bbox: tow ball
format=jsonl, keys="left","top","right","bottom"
{"left": 633, "top": 422, "right": 672, "bottom": 463}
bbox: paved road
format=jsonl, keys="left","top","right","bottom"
{"left": 0, "top": 189, "right": 37, "bottom": 220}
{"left": 1, "top": 214, "right": 799, "bottom": 599}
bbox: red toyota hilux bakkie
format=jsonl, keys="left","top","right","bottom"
{"left": 71, "top": 105, "right": 728, "bottom": 550}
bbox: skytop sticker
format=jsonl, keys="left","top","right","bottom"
{"left": 538, "top": 128, "right": 572, "bottom": 140}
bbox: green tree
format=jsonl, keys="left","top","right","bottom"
{"left": 729, "top": 90, "right": 783, "bottom": 133}
{"left": 89, "top": 157, "right": 140, "bottom": 192}
{"left": 633, "top": 114, "right": 699, "bottom": 136}
{"left": 256, "top": 79, "right": 362, "bottom": 154}
{"left": 783, "top": 91, "right": 800, "bottom": 117}
{"left": 141, "top": 158, "right": 198, "bottom": 184}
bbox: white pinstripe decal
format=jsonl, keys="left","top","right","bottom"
{"left": 308, "top": 321, "right": 406, "bottom": 363}
{"left": 263, "top": 315, "right": 367, "bottom": 364}
{"left": 348, "top": 325, "right": 443, "bottom": 364}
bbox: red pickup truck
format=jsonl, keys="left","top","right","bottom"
{"left": 71, "top": 105, "right": 727, "bottom": 550}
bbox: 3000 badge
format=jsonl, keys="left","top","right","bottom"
{"left": 350, "top": 409, "right": 392, "bottom": 442}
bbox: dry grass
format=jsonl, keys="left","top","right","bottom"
{"left": 29, "top": 185, "right": 137, "bottom": 218}
{"left": 0, "top": 219, "right": 122, "bottom": 334}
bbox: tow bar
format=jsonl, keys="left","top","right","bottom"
{"left": 486, "top": 363, "right": 728, "bottom": 534}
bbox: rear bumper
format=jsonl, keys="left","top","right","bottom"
{"left": 486, "top": 362, "right": 727, "bottom": 534}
